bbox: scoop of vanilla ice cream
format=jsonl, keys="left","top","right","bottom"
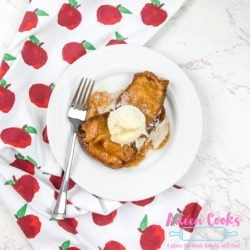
{"left": 107, "top": 105, "right": 147, "bottom": 145}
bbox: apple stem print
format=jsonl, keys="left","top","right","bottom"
{"left": 0, "top": 53, "right": 16, "bottom": 79}
{"left": 97, "top": 4, "right": 132, "bottom": 25}
{"left": 0, "top": 79, "right": 15, "bottom": 113}
{"left": 0, "top": 0, "right": 202, "bottom": 249}
{"left": 19, "top": 8, "right": 49, "bottom": 32}
{"left": 15, "top": 204, "right": 41, "bottom": 239}
{"left": 21, "top": 35, "right": 48, "bottom": 69}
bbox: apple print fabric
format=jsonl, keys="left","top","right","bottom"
{"left": 0, "top": 0, "right": 204, "bottom": 249}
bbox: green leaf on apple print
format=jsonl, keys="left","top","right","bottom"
{"left": 26, "top": 156, "right": 38, "bottom": 166}
{"left": 140, "top": 214, "right": 148, "bottom": 231}
{"left": 0, "top": 79, "right": 7, "bottom": 87}
{"left": 3, "top": 53, "right": 16, "bottom": 61}
{"left": 152, "top": 0, "right": 161, "bottom": 7}
{"left": 61, "top": 240, "right": 70, "bottom": 250}
{"left": 35, "top": 9, "right": 49, "bottom": 16}
{"left": 115, "top": 31, "right": 125, "bottom": 40}
{"left": 118, "top": 6, "right": 132, "bottom": 14}
{"left": 16, "top": 203, "right": 27, "bottom": 219}
{"left": 29, "top": 35, "right": 40, "bottom": 45}
{"left": 16, "top": 153, "right": 25, "bottom": 160}
{"left": 83, "top": 41, "right": 96, "bottom": 51}
{"left": 69, "top": 0, "right": 78, "bottom": 8}
{"left": 4, "top": 179, "right": 15, "bottom": 185}
{"left": 24, "top": 126, "right": 37, "bottom": 134}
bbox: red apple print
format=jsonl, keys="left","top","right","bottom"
{"left": 10, "top": 153, "right": 37, "bottom": 175}
{"left": 58, "top": 0, "right": 82, "bottom": 30}
{"left": 19, "top": 11, "right": 37, "bottom": 31}
{"left": 138, "top": 215, "right": 165, "bottom": 250}
{"left": 16, "top": 204, "right": 41, "bottom": 239}
{"left": 19, "top": 9, "right": 49, "bottom": 32}
{"left": 29, "top": 83, "right": 54, "bottom": 108}
{"left": 103, "top": 240, "right": 126, "bottom": 250}
{"left": 18, "top": 214, "right": 41, "bottom": 238}
{"left": 0, "top": 80, "right": 15, "bottom": 113}
{"left": 42, "top": 125, "right": 49, "bottom": 143}
{"left": 58, "top": 218, "right": 78, "bottom": 234}
{"left": 6, "top": 175, "right": 40, "bottom": 202}
{"left": 97, "top": 4, "right": 132, "bottom": 25}
{"left": 62, "top": 40, "right": 95, "bottom": 64}
{"left": 140, "top": 0, "right": 168, "bottom": 27}
{"left": 21, "top": 35, "right": 48, "bottom": 69}
{"left": 0, "top": 53, "right": 16, "bottom": 79}
{"left": 106, "top": 31, "right": 127, "bottom": 46}
{"left": 92, "top": 210, "right": 117, "bottom": 226}
{"left": 62, "top": 42, "right": 85, "bottom": 64}
{"left": 140, "top": 225, "right": 165, "bottom": 250}
{"left": 0, "top": 61, "right": 9, "bottom": 79}
{"left": 49, "top": 172, "right": 75, "bottom": 190}
{"left": 0, "top": 125, "right": 37, "bottom": 148}
{"left": 132, "top": 196, "right": 155, "bottom": 206}
{"left": 179, "top": 202, "right": 202, "bottom": 232}
{"left": 60, "top": 240, "right": 80, "bottom": 250}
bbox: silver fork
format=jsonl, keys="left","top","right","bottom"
{"left": 52, "top": 77, "right": 95, "bottom": 220}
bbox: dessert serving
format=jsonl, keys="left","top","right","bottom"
{"left": 77, "top": 71, "right": 170, "bottom": 169}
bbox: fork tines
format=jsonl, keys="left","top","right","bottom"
{"left": 71, "top": 77, "right": 95, "bottom": 110}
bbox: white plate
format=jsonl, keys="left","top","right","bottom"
{"left": 47, "top": 44, "right": 202, "bottom": 201}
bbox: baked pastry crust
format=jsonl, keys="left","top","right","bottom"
{"left": 116, "top": 71, "right": 168, "bottom": 126}
{"left": 77, "top": 71, "right": 169, "bottom": 169}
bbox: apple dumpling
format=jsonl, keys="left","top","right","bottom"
{"left": 77, "top": 71, "right": 170, "bottom": 169}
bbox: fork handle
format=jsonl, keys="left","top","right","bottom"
{"left": 52, "top": 132, "right": 77, "bottom": 220}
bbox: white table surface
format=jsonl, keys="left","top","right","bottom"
{"left": 0, "top": 0, "right": 250, "bottom": 249}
